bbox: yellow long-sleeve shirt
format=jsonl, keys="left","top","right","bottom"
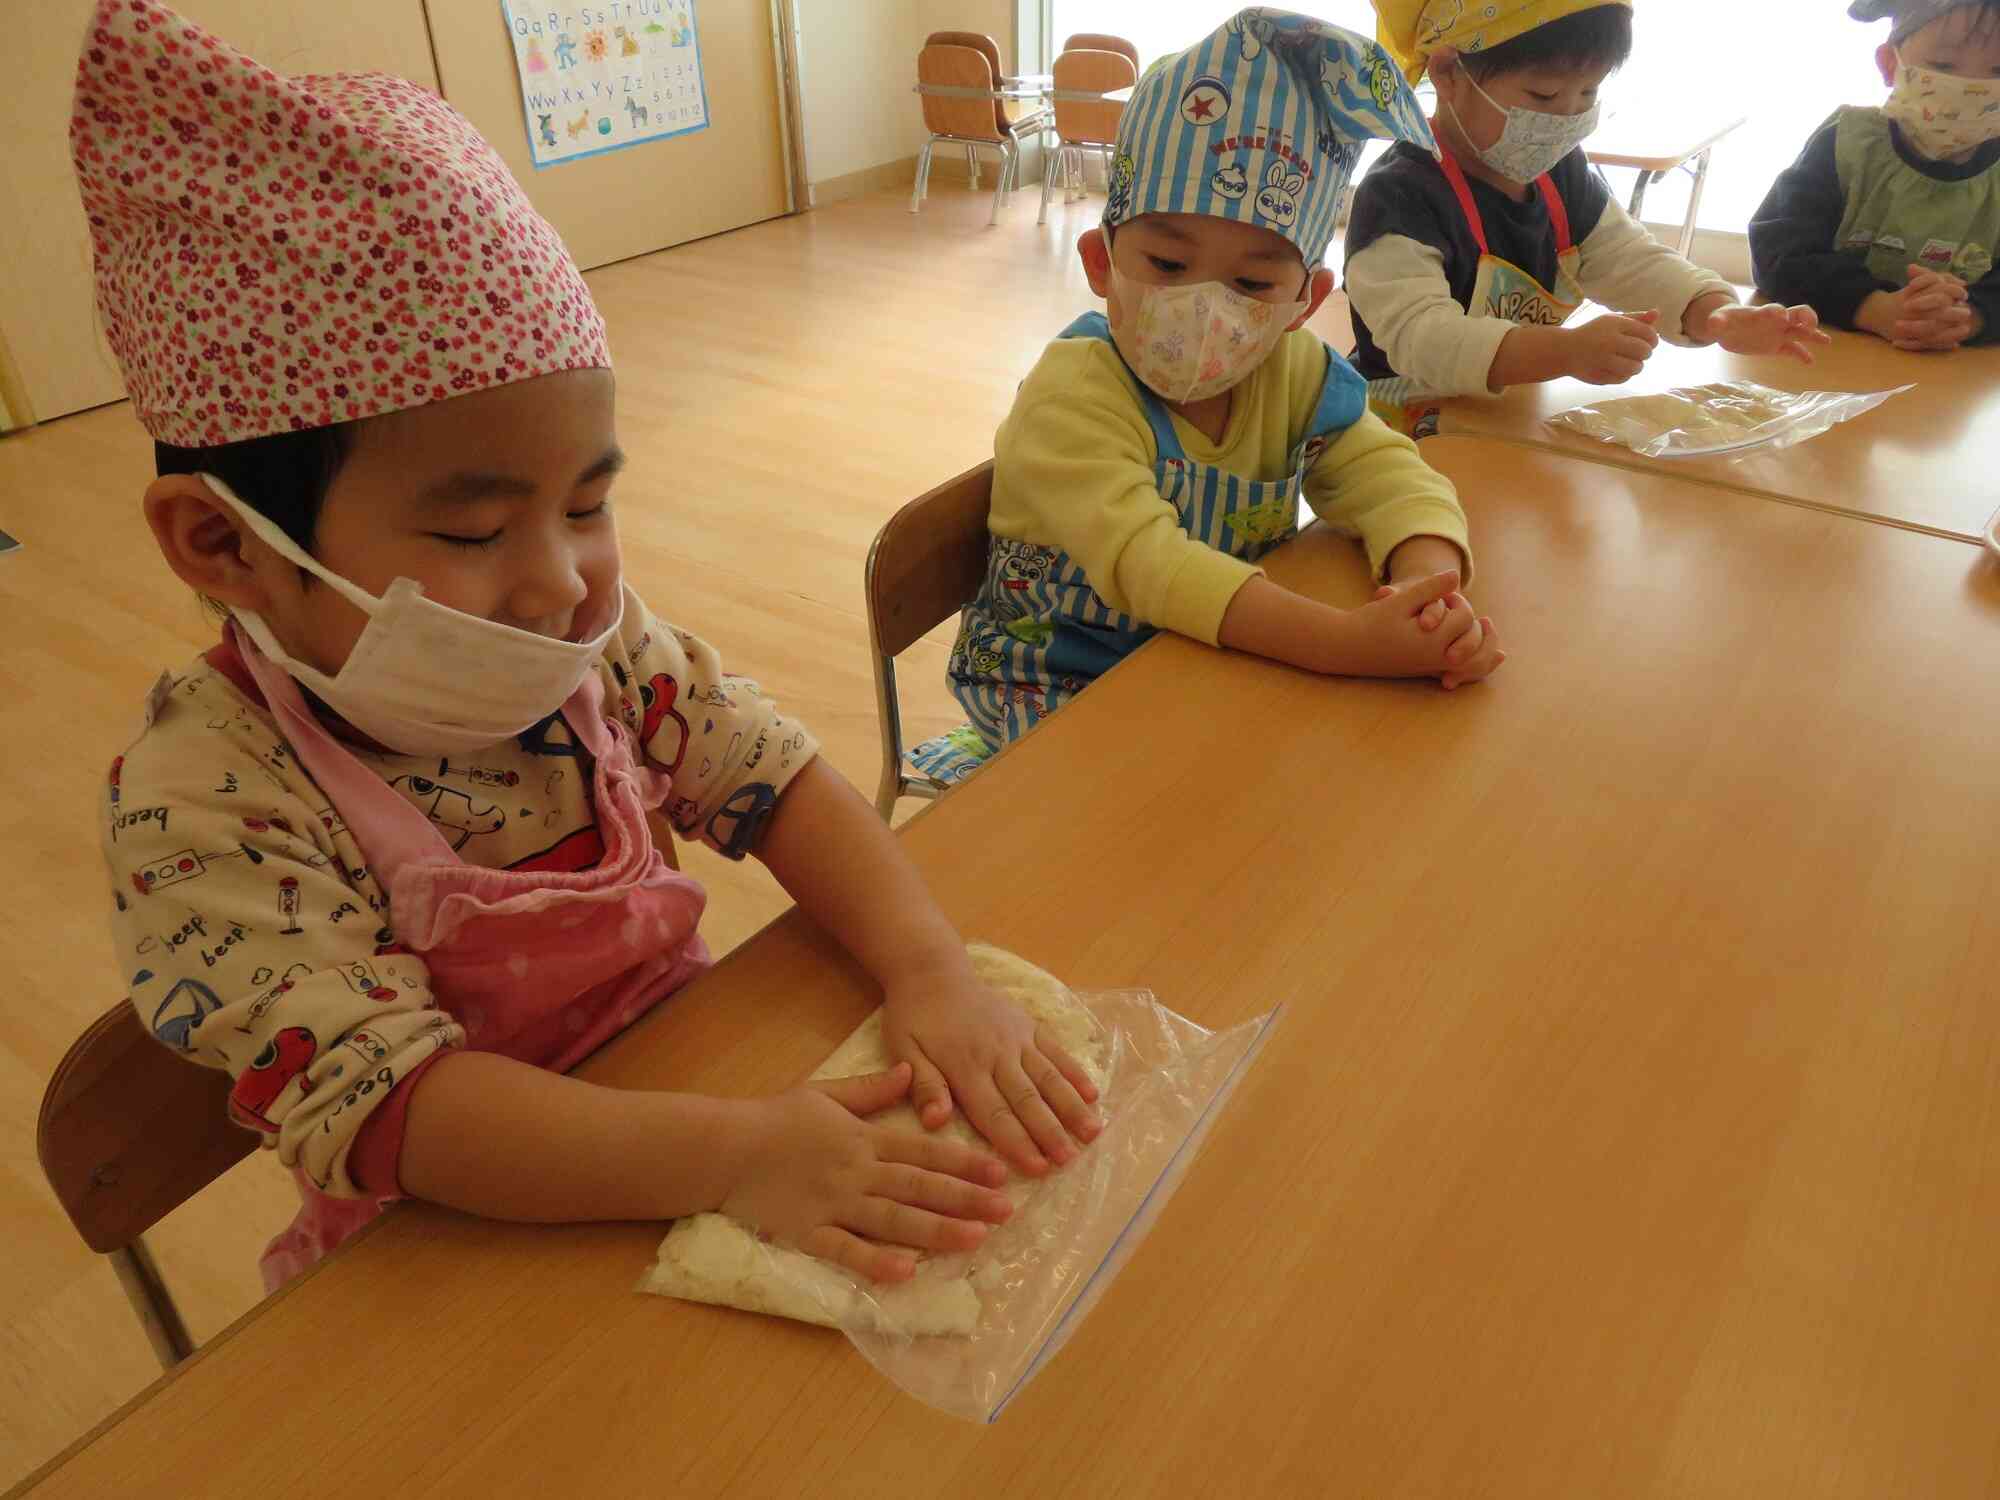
{"left": 990, "top": 327, "right": 1472, "bottom": 647}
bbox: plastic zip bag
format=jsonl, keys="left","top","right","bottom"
{"left": 842, "top": 992, "right": 1281, "bottom": 1422}
{"left": 637, "top": 975, "right": 1280, "bottom": 1422}
{"left": 1546, "top": 379, "right": 1914, "bottom": 460}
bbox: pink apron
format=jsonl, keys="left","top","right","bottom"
{"left": 231, "top": 624, "right": 711, "bottom": 1291}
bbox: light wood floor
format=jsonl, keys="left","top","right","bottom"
{"left": 0, "top": 180, "right": 1358, "bottom": 1486}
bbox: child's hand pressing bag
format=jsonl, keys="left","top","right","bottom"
{"left": 637, "top": 944, "right": 1282, "bottom": 1422}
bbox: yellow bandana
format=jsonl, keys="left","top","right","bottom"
{"left": 1375, "top": 0, "right": 1634, "bottom": 83}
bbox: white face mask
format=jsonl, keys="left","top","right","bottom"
{"left": 203, "top": 473, "right": 623, "bottom": 756}
{"left": 1448, "top": 70, "right": 1600, "bottom": 184}
{"left": 1109, "top": 264, "right": 1308, "bottom": 404}
{"left": 1886, "top": 57, "right": 2000, "bottom": 159}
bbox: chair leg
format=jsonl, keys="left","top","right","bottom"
{"left": 1679, "top": 147, "right": 1713, "bottom": 257}
{"left": 966, "top": 143, "right": 980, "bottom": 189}
{"left": 1038, "top": 136, "right": 1058, "bottom": 224}
{"left": 111, "top": 1237, "right": 196, "bottom": 1370}
{"left": 989, "top": 144, "right": 1010, "bottom": 226}
{"left": 910, "top": 140, "right": 934, "bottom": 212}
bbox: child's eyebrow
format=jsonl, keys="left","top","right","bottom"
{"left": 1242, "top": 248, "right": 1298, "bottom": 264}
{"left": 417, "top": 448, "right": 625, "bottom": 505}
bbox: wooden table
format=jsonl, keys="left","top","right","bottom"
{"left": 18, "top": 441, "right": 2000, "bottom": 1499}
{"left": 1587, "top": 108, "right": 1747, "bottom": 255}
{"left": 1438, "top": 326, "right": 2000, "bottom": 542}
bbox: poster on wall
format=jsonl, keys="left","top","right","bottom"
{"left": 500, "top": 0, "right": 709, "bottom": 168}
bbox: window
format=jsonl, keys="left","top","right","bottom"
{"left": 1046, "top": 1, "right": 1893, "bottom": 234}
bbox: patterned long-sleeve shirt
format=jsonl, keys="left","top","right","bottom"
{"left": 102, "top": 590, "right": 817, "bottom": 1197}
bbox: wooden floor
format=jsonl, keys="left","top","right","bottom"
{"left": 0, "top": 180, "right": 1358, "bottom": 1486}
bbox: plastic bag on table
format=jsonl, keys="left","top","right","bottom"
{"left": 636, "top": 947, "right": 1280, "bottom": 1422}
{"left": 1546, "top": 379, "right": 1914, "bottom": 460}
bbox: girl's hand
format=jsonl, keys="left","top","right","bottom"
{"left": 720, "top": 1064, "right": 1013, "bottom": 1283}
{"left": 883, "top": 960, "right": 1102, "bottom": 1176}
{"left": 1707, "top": 302, "right": 1832, "bottom": 364}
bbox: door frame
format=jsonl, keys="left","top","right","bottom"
{"left": 770, "top": 0, "right": 810, "bottom": 213}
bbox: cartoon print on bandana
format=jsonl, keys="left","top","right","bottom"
{"left": 1256, "top": 160, "right": 1306, "bottom": 229}
{"left": 388, "top": 774, "right": 508, "bottom": 850}
{"left": 1180, "top": 76, "right": 1232, "bottom": 126}
{"left": 1107, "top": 152, "right": 1138, "bottom": 223}
{"left": 1213, "top": 162, "right": 1250, "bottom": 199}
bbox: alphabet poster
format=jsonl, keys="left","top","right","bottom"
{"left": 500, "top": 0, "right": 709, "bottom": 168}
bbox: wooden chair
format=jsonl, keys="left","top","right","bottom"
{"left": 1040, "top": 48, "right": 1137, "bottom": 225}
{"left": 912, "top": 37, "right": 1048, "bottom": 226}
{"left": 38, "top": 1001, "right": 255, "bottom": 1368}
{"left": 1061, "top": 31, "right": 1140, "bottom": 72}
{"left": 40, "top": 829, "right": 682, "bottom": 1369}
{"left": 864, "top": 461, "right": 993, "bottom": 818}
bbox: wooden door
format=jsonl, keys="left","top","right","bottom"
{"left": 423, "top": 0, "right": 794, "bottom": 271}
{"left": 1, "top": 0, "right": 442, "bottom": 426}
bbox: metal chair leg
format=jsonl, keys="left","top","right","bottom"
{"left": 1038, "top": 136, "right": 1059, "bottom": 224}
{"left": 911, "top": 139, "right": 935, "bottom": 212}
{"left": 1678, "top": 147, "right": 1713, "bottom": 257}
{"left": 989, "top": 143, "right": 1011, "bottom": 226}
{"left": 966, "top": 143, "right": 980, "bottom": 189}
{"left": 111, "top": 1236, "right": 196, "bottom": 1370}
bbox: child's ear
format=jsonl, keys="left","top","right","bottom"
{"left": 143, "top": 474, "right": 275, "bottom": 614}
{"left": 1292, "top": 266, "right": 1338, "bottom": 330}
{"left": 1876, "top": 42, "right": 1900, "bottom": 87}
{"left": 1078, "top": 227, "right": 1114, "bottom": 298}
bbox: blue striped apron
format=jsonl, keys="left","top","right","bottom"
{"left": 909, "top": 312, "right": 1366, "bottom": 783}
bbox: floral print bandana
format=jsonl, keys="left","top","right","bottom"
{"left": 70, "top": 0, "right": 610, "bottom": 446}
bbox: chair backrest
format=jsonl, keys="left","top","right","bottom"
{"left": 867, "top": 461, "right": 994, "bottom": 662}
{"left": 39, "top": 1001, "right": 255, "bottom": 1253}
{"left": 1063, "top": 32, "right": 1139, "bottom": 71}
{"left": 1052, "top": 49, "right": 1135, "bottom": 147}
{"left": 916, "top": 43, "right": 1003, "bottom": 142}
{"left": 927, "top": 29, "right": 1005, "bottom": 85}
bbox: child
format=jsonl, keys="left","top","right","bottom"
{"left": 910, "top": 9, "right": 1505, "bottom": 789}
{"left": 77, "top": 0, "right": 1100, "bottom": 1293}
{"left": 1751, "top": 0, "right": 2000, "bottom": 351}
{"left": 1346, "top": 1, "right": 1828, "bottom": 433}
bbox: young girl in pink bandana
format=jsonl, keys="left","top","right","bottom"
{"left": 77, "top": 0, "right": 1097, "bottom": 1292}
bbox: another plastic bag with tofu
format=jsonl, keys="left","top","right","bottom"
{"left": 636, "top": 944, "right": 1282, "bottom": 1422}
{"left": 1547, "top": 379, "right": 1913, "bottom": 459}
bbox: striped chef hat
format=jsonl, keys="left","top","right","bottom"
{"left": 1103, "top": 8, "right": 1437, "bottom": 267}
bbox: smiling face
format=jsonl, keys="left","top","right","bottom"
{"left": 148, "top": 369, "right": 626, "bottom": 678}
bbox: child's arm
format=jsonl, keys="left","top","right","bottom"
{"left": 396, "top": 1052, "right": 1013, "bottom": 1283}
{"left": 1345, "top": 234, "right": 1519, "bottom": 394}
{"left": 614, "top": 598, "right": 1099, "bottom": 1174}
{"left": 1347, "top": 235, "right": 1666, "bottom": 391}
{"left": 1749, "top": 117, "right": 1890, "bottom": 333}
{"left": 751, "top": 757, "right": 1102, "bottom": 1175}
{"left": 1572, "top": 196, "right": 1738, "bottom": 347}
{"left": 1300, "top": 411, "right": 1504, "bottom": 690}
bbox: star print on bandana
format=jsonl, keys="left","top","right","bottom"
{"left": 69, "top": 0, "right": 610, "bottom": 446}
{"left": 1180, "top": 76, "right": 1231, "bottom": 126}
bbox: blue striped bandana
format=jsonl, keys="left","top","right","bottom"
{"left": 1104, "top": 8, "right": 1438, "bottom": 267}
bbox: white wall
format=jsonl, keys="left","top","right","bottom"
{"left": 796, "top": 0, "right": 1020, "bottom": 188}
